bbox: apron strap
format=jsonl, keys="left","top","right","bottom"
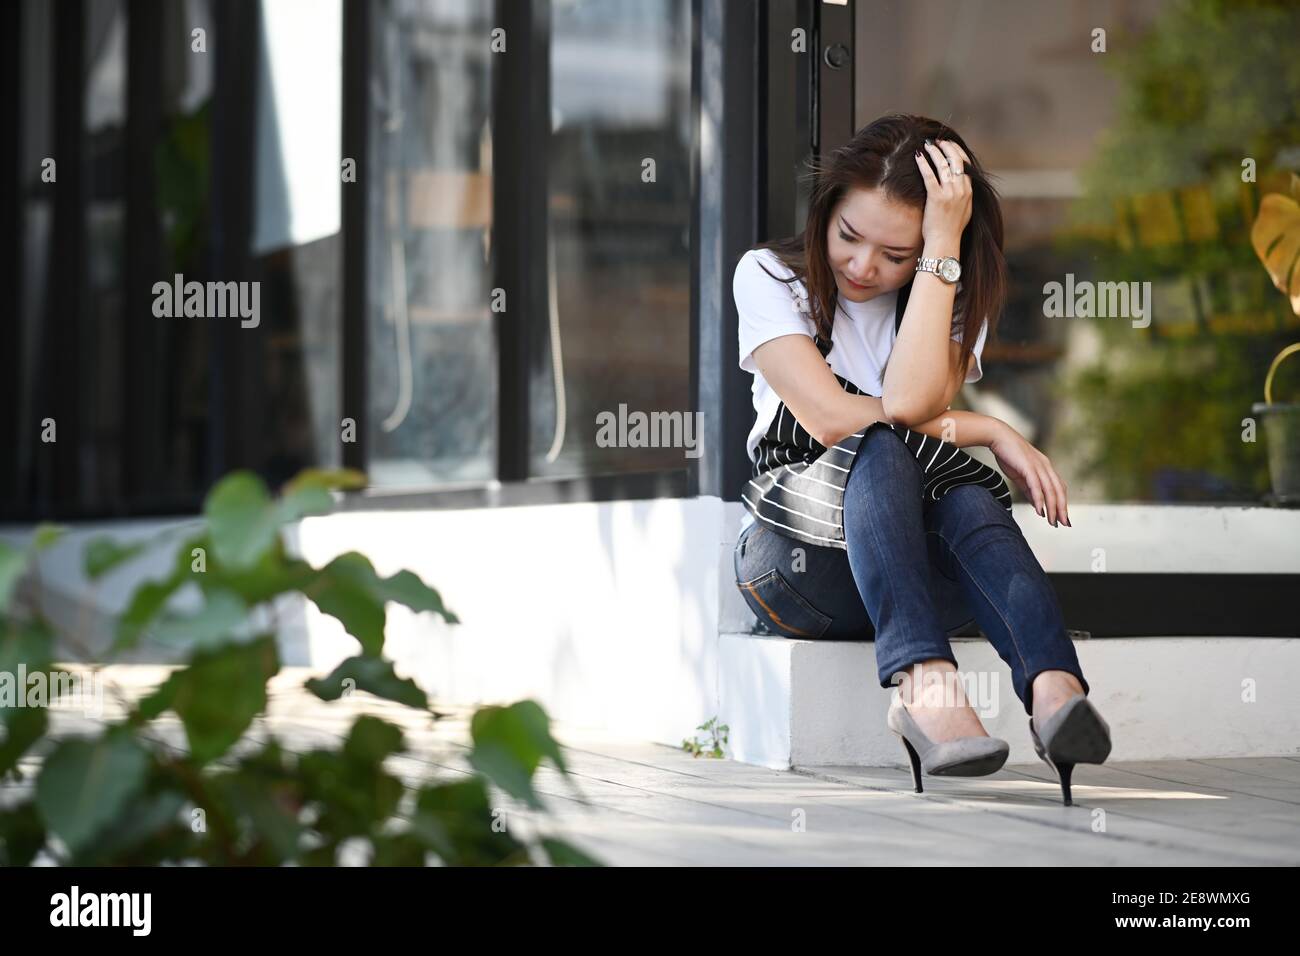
{"left": 894, "top": 278, "right": 913, "bottom": 334}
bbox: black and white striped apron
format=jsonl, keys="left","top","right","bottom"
{"left": 740, "top": 278, "right": 1012, "bottom": 551}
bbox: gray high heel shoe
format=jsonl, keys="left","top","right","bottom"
{"left": 886, "top": 692, "right": 1010, "bottom": 792}
{"left": 1029, "top": 693, "right": 1112, "bottom": 807}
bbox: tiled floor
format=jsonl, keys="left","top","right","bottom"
{"left": 7, "top": 665, "right": 1299, "bottom": 866}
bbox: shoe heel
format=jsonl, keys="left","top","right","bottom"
{"left": 1030, "top": 715, "right": 1079, "bottom": 807}
{"left": 1056, "top": 762, "right": 1075, "bottom": 807}
{"left": 897, "top": 733, "right": 924, "bottom": 793}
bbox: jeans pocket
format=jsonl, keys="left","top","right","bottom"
{"left": 736, "top": 568, "right": 833, "bottom": 639}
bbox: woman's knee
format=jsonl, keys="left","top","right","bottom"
{"left": 936, "top": 483, "right": 1014, "bottom": 524}
{"left": 860, "top": 423, "right": 909, "bottom": 455}
{"left": 848, "top": 425, "right": 920, "bottom": 487}
{"left": 929, "top": 484, "right": 1028, "bottom": 555}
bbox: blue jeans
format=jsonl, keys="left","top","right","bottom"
{"left": 733, "top": 425, "right": 1089, "bottom": 717}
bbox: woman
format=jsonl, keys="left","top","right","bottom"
{"left": 731, "top": 113, "right": 1111, "bottom": 806}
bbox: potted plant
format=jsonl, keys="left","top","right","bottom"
{"left": 1250, "top": 173, "right": 1300, "bottom": 504}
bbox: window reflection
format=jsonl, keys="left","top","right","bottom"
{"left": 533, "top": 0, "right": 693, "bottom": 477}
{"left": 366, "top": 0, "right": 496, "bottom": 488}
{"left": 856, "top": 0, "right": 1300, "bottom": 503}
{"left": 249, "top": 0, "right": 343, "bottom": 488}
{"left": 83, "top": 0, "right": 127, "bottom": 507}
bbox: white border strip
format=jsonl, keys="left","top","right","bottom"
{"left": 1010, "top": 503, "right": 1300, "bottom": 574}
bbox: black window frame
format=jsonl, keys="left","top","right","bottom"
{"left": 1, "top": 0, "right": 712, "bottom": 522}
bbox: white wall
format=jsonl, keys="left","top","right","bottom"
{"left": 4, "top": 499, "right": 1296, "bottom": 754}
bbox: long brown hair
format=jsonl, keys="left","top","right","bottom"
{"left": 744, "top": 113, "right": 1006, "bottom": 379}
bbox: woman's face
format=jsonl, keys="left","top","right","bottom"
{"left": 826, "top": 186, "right": 923, "bottom": 303}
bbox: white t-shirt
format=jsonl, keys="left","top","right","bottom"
{"left": 734, "top": 247, "right": 988, "bottom": 536}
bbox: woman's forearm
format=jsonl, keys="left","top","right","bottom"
{"left": 880, "top": 236, "right": 961, "bottom": 418}
{"left": 907, "top": 407, "right": 1005, "bottom": 448}
{"left": 826, "top": 393, "right": 1003, "bottom": 449}
{"left": 820, "top": 393, "right": 886, "bottom": 447}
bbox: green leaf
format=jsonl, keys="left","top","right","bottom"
{"left": 68, "top": 789, "right": 190, "bottom": 866}
{"left": 299, "top": 843, "right": 337, "bottom": 867}
{"left": 540, "top": 836, "right": 604, "bottom": 867}
{"left": 278, "top": 484, "right": 332, "bottom": 522}
{"left": 302, "top": 554, "right": 388, "bottom": 655}
{"left": 150, "top": 635, "right": 280, "bottom": 764}
{"left": 0, "top": 801, "right": 47, "bottom": 866}
{"left": 112, "top": 572, "right": 185, "bottom": 652}
{"left": 342, "top": 715, "right": 405, "bottom": 766}
{"left": 304, "top": 656, "right": 428, "bottom": 710}
{"left": 0, "top": 706, "right": 48, "bottom": 781}
{"left": 278, "top": 468, "right": 366, "bottom": 522}
{"left": 207, "top": 748, "right": 303, "bottom": 865}
{"left": 403, "top": 805, "right": 455, "bottom": 861}
{"left": 0, "top": 617, "right": 54, "bottom": 682}
{"left": 0, "top": 540, "right": 27, "bottom": 614}
{"left": 134, "top": 675, "right": 178, "bottom": 723}
{"left": 298, "top": 748, "right": 404, "bottom": 840}
{"left": 231, "top": 787, "right": 301, "bottom": 865}
{"left": 32, "top": 524, "right": 68, "bottom": 552}
{"left": 204, "top": 471, "right": 279, "bottom": 570}
{"left": 83, "top": 537, "right": 149, "bottom": 579}
{"left": 149, "top": 589, "right": 248, "bottom": 650}
{"left": 1, "top": 619, "right": 55, "bottom": 778}
{"left": 467, "top": 700, "right": 567, "bottom": 812}
{"left": 282, "top": 468, "right": 367, "bottom": 496}
{"left": 203, "top": 469, "right": 368, "bottom": 572}
{"left": 411, "top": 778, "right": 530, "bottom": 866}
{"left": 374, "top": 569, "right": 460, "bottom": 625}
{"left": 196, "top": 540, "right": 316, "bottom": 606}
{"left": 295, "top": 718, "right": 406, "bottom": 843}
{"left": 35, "top": 729, "right": 152, "bottom": 855}
{"left": 302, "top": 552, "right": 459, "bottom": 655}
{"left": 370, "top": 833, "right": 428, "bottom": 866}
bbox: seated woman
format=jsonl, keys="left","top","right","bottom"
{"left": 732, "top": 112, "right": 1111, "bottom": 806}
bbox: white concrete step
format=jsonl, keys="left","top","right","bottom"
{"left": 718, "top": 632, "right": 1300, "bottom": 769}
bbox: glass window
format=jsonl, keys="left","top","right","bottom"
{"left": 365, "top": 0, "right": 497, "bottom": 489}
{"left": 83, "top": 0, "right": 128, "bottom": 507}
{"left": 533, "top": 0, "right": 693, "bottom": 478}
{"left": 856, "top": 0, "right": 1300, "bottom": 503}
{"left": 145, "top": 0, "right": 217, "bottom": 507}
{"left": 247, "top": 0, "right": 343, "bottom": 488}
{"left": 16, "top": 0, "right": 56, "bottom": 513}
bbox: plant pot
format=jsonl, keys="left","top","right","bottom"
{"left": 1253, "top": 342, "right": 1300, "bottom": 506}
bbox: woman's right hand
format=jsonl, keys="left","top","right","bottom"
{"left": 915, "top": 139, "right": 974, "bottom": 249}
{"left": 987, "top": 422, "right": 1071, "bottom": 528}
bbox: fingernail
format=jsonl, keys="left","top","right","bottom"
{"left": 924, "top": 138, "right": 933, "bottom": 146}
{"left": 915, "top": 150, "right": 922, "bottom": 158}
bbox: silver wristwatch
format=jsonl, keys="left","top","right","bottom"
{"left": 916, "top": 255, "right": 961, "bottom": 284}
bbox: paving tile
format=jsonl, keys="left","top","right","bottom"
{"left": 10, "top": 664, "right": 1295, "bottom": 866}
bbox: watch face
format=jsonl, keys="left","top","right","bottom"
{"left": 939, "top": 257, "right": 961, "bottom": 283}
